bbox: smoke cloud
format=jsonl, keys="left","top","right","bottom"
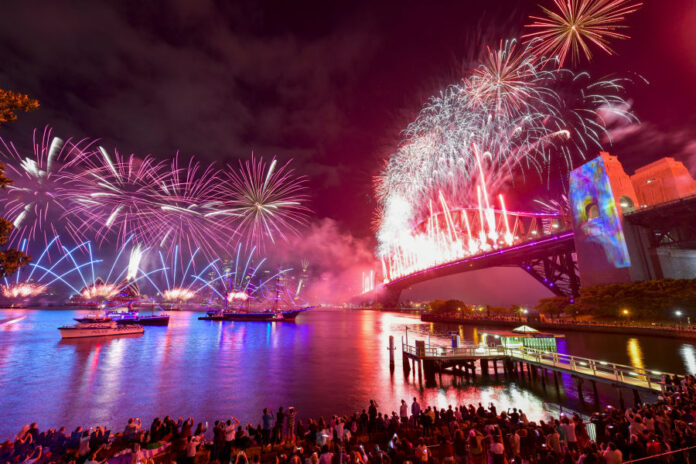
{"left": 279, "top": 219, "right": 376, "bottom": 305}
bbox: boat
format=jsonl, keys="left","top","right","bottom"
{"left": 201, "top": 272, "right": 313, "bottom": 322}
{"left": 58, "top": 320, "right": 144, "bottom": 339}
{"left": 74, "top": 312, "right": 112, "bottom": 323}
{"left": 202, "top": 306, "right": 313, "bottom": 322}
{"left": 75, "top": 308, "right": 170, "bottom": 326}
{"left": 107, "top": 309, "right": 170, "bottom": 326}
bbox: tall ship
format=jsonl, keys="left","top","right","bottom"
{"left": 202, "top": 273, "right": 312, "bottom": 322}
{"left": 58, "top": 320, "right": 145, "bottom": 339}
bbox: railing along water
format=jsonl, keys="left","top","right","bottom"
{"left": 402, "top": 343, "right": 672, "bottom": 392}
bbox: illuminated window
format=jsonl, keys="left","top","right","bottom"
{"left": 618, "top": 196, "right": 635, "bottom": 213}
{"left": 585, "top": 202, "right": 600, "bottom": 220}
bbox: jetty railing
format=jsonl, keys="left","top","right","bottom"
{"left": 402, "top": 342, "right": 671, "bottom": 392}
{"left": 402, "top": 343, "right": 506, "bottom": 358}
{"left": 507, "top": 346, "right": 667, "bottom": 391}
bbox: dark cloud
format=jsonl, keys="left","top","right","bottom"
{"left": 1, "top": 0, "right": 694, "bottom": 241}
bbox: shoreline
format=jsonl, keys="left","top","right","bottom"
{"left": 421, "top": 313, "right": 696, "bottom": 340}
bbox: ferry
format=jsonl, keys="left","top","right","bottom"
{"left": 59, "top": 320, "right": 145, "bottom": 339}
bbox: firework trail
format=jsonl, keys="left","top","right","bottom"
{"left": 137, "top": 246, "right": 221, "bottom": 303}
{"left": 0, "top": 127, "right": 95, "bottom": 250}
{"left": 192, "top": 243, "right": 291, "bottom": 306}
{"left": 213, "top": 155, "right": 310, "bottom": 248}
{"left": 523, "top": 0, "right": 642, "bottom": 67}
{"left": 1, "top": 236, "right": 102, "bottom": 300}
{"left": 375, "top": 39, "right": 635, "bottom": 280}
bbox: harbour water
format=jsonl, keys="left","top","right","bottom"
{"left": 1, "top": 308, "right": 695, "bottom": 439}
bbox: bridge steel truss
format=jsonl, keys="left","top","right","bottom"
{"left": 520, "top": 247, "right": 580, "bottom": 299}
{"left": 367, "top": 231, "right": 579, "bottom": 307}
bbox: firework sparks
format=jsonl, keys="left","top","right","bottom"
{"left": 213, "top": 155, "right": 310, "bottom": 248}
{"left": 375, "top": 39, "right": 634, "bottom": 281}
{"left": 70, "top": 149, "right": 237, "bottom": 257}
{"left": 162, "top": 287, "right": 196, "bottom": 302}
{"left": 2, "top": 282, "right": 46, "bottom": 298}
{"left": 0, "top": 127, "right": 94, "bottom": 249}
{"left": 523, "top": 0, "right": 642, "bottom": 67}
{"left": 1, "top": 236, "right": 103, "bottom": 301}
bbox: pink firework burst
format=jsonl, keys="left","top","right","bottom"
{"left": 70, "top": 148, "right": 237, "bottom": 257}
{"left": 0, "top": 126, "right": 95, "bottom": 249}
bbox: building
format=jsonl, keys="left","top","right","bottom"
{"left": 569, "top": 152, "right": 696, "bottom": 286}
{"left": 630, "top": 157, "right": 696, "bottom": 208}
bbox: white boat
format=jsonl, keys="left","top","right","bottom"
{"left": 58, "top": 320, "right": 144, "bottom": 339}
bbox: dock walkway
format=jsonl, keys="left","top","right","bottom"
{"left": 400, "top": 341, "right": 673, "bottom": 396}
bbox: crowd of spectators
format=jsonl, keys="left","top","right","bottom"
{"left": 6, "top": 376, "right": 696, "bottom": 464}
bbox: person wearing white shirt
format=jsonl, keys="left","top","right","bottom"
{"left": 400, "top": 400, "right": 408, "bottom": 423}
{"left": 602, "top": 442, "right": 623, "bottom": 464}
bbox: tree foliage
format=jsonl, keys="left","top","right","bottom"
{"left": 0, "top": 89, "right": 39, "bottom": 126}
{"left": 533, "top": 280, "right": 696, "bottom": 320}
{"left": 534, "top": 296, "right": 572, "bottom": 318}
{"left": 0, "top": 88, "right": 36, "bottom": 277}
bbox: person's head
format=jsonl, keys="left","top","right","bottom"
{"left": 608, "top": 442, "right": 617, "bottom": 451}
{"left": 413, "top": 397, "right": 417, "bottom": 402}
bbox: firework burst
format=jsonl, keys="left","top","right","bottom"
{"left": 375, "top": 39, "right": 635, "bottom": 275}
{"left": 213, "top": 155, "right": 310, "bottom": 248}
{"left": 0, "top": 127, "right": 94, "bottom": 249}
{"left": 70, "top": 149, "right": 237, "bottom": 257}
{"left": 523, "top": 0, "right": 642, "bottom": 67}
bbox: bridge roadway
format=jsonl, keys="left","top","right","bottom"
{"left": 402, "top": 343, "right": 672, "bottom": 395}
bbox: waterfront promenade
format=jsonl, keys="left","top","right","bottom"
{"left": 421, "top": 313, "right": 696, "bottom": 340}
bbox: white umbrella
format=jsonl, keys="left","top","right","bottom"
{"left": 512, "top": 325, "right": 539, "bottom": 334}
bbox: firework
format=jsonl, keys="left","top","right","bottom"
{"left": 139, "top": 246, "right": 220, "bottom": 303}
{"left": 375, "top": 39, "right": 634, "bottom": 281}
{"left": 523, "top": 0, "right": 642, "bottom": 66}
{"left": 70, "top": 149, "right": 236, "bottom": 257}
{"left": 66, "top": 236, "right": 163, "bottom": 304}
{"left": 1, "top": 236, "right": 102, "bottom": 301}
{"left": 212, "top": 155, "right": 310, "bottom": 248}
{"left": 0, "top": 127, "right": 94, "bottom": 249}
{"left": 2, "top": 282, "right": 46, "bottom": 298}
{"left": 194, "top": 244, "right": 290, "bottom": 305}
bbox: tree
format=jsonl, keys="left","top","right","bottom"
{"left": 0, "top": 88, "right": 37, "bottom": 277}
{"left": 534, "top": 296, "right": 571, "bottom": 318}
{"left": 0, "top": 164, "right": 30, "bottom": 277}
{"left": 0, "top": 89, "right": 39, "bottom": 126}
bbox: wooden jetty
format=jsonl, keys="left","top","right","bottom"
{"left": 401, "top": 340, "right": 675, "bottom": 405}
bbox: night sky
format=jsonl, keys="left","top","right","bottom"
{"left": 1, "top": 0, "right": 695, "bottom": 243}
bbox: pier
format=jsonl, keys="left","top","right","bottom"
{"left": 401, "top": 340, "right": 674, "bottom": 404}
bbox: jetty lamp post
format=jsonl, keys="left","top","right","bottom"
{"left": 675, "top": 310, "right": 683, "bottom": 329}
{"left": 621, "top": 309, "right": 630, "bottom": 323}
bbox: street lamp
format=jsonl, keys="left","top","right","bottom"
{"left": 621, "top": 309, "right": 629, "bottom": 324}
{"left": 675, "top": 310, "right": 684, "bottom": 329}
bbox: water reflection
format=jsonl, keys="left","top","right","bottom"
{"left": 0, "top": 308, "right": 692, "bottom": 440}
{"left": 626, "top": 338, "right": 645, "bottom": 369}
{"left": 680, "top": 344, "right": 696, "bottom": 374}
